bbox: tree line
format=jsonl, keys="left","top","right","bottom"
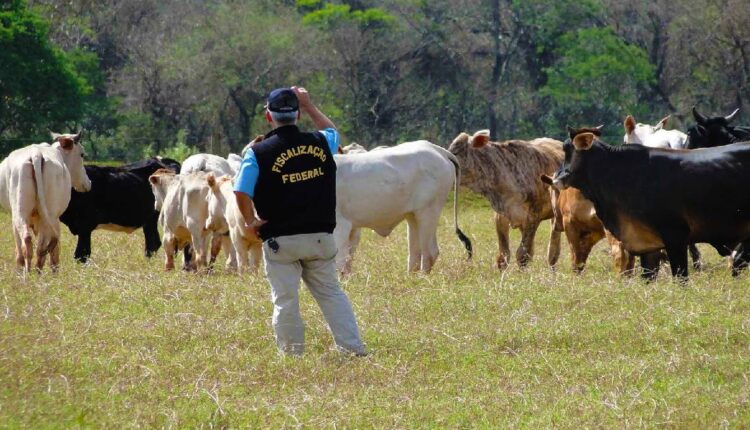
{"left": 2, "top": 0, "right": 749, "bottom": 160}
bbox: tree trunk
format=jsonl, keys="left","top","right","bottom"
{"left": 487, "top": 0, "right": 503, "bottom": 140}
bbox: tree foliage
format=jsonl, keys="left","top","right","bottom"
{"left": 0, "top": 0, "right": 91, "bottom": 140}
{"left": 3, "top": 0, "right": 750, "bottom": 158}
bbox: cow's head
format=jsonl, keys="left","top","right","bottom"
{"left": 553, "top": 132, "right": 597, "bottom": 190}
{"left": 568, "top": 125, "right": 603, "bottom": 140}
{"left": 622, "top": 115, "right": 670, "bottom": 145}
{"left": 148, "top": 168, "right": 178, "bottom": 211}
{"left": 241, "top": 135, "right": 265, "bottom": 158}
{"left": 205, "top": 173, "right": 233, "bottom": 232}
{"left": 685, "top": 106, "right": 742, "bottom": 149}
{"left": 50, "top": 130, "right": 91, "bottom": 192}
{"left": 448, "top": 130, "right": 490, "bottom": 186}
{"left": 341, "top": 143, "right": 368, "bottom": 154}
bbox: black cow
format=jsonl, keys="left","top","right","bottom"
{"left": 685, "top": 107, "right": 750, "bottom": 273}
{"left": 686, "top": 107, "right": 750, "bottom": 149}
{"left": 553, "top": 133, "right": 750, "bottom": 279}
{"left": 60, "top": 157, "right": 181, "bottom": 262}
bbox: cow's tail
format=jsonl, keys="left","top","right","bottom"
{"left": 444, "top": 150, "right": 473, "bottom": 260}
{"left": 31, "top": 151, "right": 56, "bottom": 253}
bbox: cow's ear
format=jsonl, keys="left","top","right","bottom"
{"left": 540, "top": 175, "right": 553, "bottom": 186}
{"left": 50, "top": 132, "right": 61, "bottom": 142}
{"left": 655, "top": 115, "right": 670, "bottom": 131}
{"left": 572, "top": 132, "right": 595, "bottom": 151}
{"left": 59, "top": 138, "right": 74, "bottom": 150}
{"left": 624, "top": 115, "right": 636, "bottom": 134}
{"left": 337, "top": 146, "right": 344, "bottom": 154}
{"left": 206, "top": 173, "right": 216, "bottom": 189}
{"left": 470, "top": 130, "right": 491, "bottom": 148}
{"left": 149, "top": 175, "right": 160, "bottom": 185}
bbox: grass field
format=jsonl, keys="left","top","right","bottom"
{"left": 1, "top": 191, "right": 749, "bottom": 428}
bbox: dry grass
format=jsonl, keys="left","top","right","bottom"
{"left": 1, "top": 191, "right": 749, "bottom": 428}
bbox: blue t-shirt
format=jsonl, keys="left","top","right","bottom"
{"left": 234, "top": 128, "right": 340, "bottom": 197}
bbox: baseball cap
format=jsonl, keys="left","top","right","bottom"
{"left": 266, "top": 88, "right": 299, "bottom": 113}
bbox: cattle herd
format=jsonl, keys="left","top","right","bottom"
{"left": 1, "top": 106, "right": 750, "bottom": 281}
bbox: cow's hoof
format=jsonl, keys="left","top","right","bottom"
{"left": 496, "top": 258, "right": 509, "bottom": 271}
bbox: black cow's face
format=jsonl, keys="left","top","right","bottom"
{"left": 553, "top": 129, "right": 599, "bottom": 189}
{"left": 553, "top": 139, "right": 584, "bottom": 189}
{"left": 685, "top": 120, "right": 733, "bottom": 149}
{"left": 687, "top": 107, "right": 742, "bottom": 149}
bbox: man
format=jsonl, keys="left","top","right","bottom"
{"left": 234, "top": 86, "right": 366, "bottom": 356}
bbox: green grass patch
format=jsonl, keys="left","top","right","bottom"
{"left": 0, "top": 191, "right": 749, "bottom": 427}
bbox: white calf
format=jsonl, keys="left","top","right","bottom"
{"left": 205, "top": 174, "right": 263, "bottom": 273}
{"left": 149, "top": 170, "right": 212, "bottom": 271}
{"left": 623, "top": 115, "right": 687, "bottom": 149}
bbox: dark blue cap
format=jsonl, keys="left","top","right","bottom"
{"left": 266, "top": 88, "right": 299, "bottom": 113}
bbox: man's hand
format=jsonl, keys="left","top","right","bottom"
{"left": 291, "top": 85, "right": 336, "bottom": 130}
{"left": 291, "top": 86, "right": 312, "bottom": 112}
{"left": 244, "top": 218, "right": 266, "bottom": 237}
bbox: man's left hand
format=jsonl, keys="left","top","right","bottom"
{"left": 245, "top": 218, "right": 266, "bottom": 236}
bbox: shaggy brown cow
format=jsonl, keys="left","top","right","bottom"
{"left": 448, "top": 130, "right": 563, "bottom": 269}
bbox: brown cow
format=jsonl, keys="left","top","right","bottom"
{"left": 448, "top": 130, "right": 563, "bottom": 269}
{"left": 540, "top": 126, "right": 635, "bottom": 274}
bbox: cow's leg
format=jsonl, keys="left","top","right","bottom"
{"left": 688, "top": 244, "right": 702, "bottom": 272}
{"left": 187, "top": 222, "right": 209, "bottom": 271}
{"left": 730, "top": 241, "right": 750, "bottom": 276}
{"left": 12, "top": 226, "right": 24, "bottom": 269}
{"left": 333, "top": 218, "right": 354, "bottom": 275}
{"left": 163, "top": 235, "right": 176, "bottom": 271}
{"left": 664, "top": 241, "right": 689, "bottom": 280}
{"left": 35, "top": 232, "right": 49, "bottom": 272}
{"left": 182, "top": 244, "right": 194, "bottom": 271}
{"left": 415, "top": 206, "right": 441, "bottom": 273}
{"left": 516, "top": 221, "right": 540, "bottom": 268}
{"left": 606, "top": 232, "right": 633, "bottom": 276}
{"left": 639, "top": 252, "right": 662, "bottom": 281}
{"left": 17, "top": 222, "right": 34, "bottom": 274}
{"left": 74, "top": 230, "right": 92, "bottom": 263}
{"left": 565, "top": 224, "right": 586, "bottom": 273}
{"left": 406, "top": 214, "right": 421, "bottom": 272}
{"left": 494, "top": 213, "right": 511, "bottom": 270}
{"left": 49, "top": 236, "right": 61, "bottom": 272}
{"left": 349, "top": 228, "right": 363, "bottom": 268}
{"left": 209, "top": 234, "right": 222, "bottom": 266}
{"left": 143, "top": 216, "right": 161, "bottom": 258}
{"left": 546, "top": 220, "right": 562, "bottom": 268}
{"left": 222, "top": 235, "right": 237, "bottom": 271}
{"left": 249, "top": 242, "right": 263, "bottom": 273}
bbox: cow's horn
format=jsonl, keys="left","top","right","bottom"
{"left": 692, "top": 106, "right": 708, "bottom": 124}
{"left": 725, "top": 108, "right": 740, "bottom": 123}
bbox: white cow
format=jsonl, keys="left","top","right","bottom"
{"left": 148, "top": 170, "right": 212, "bottom": 271}
{"left": 623, "top": 114, "right": 687, "bottom": 149}
{"left": 334, "top": 140, "right": 472, "bottom": 274}
{"left": 205, "top": 174, "right": 263, "bottom": 272}
{"left": 0, "top": 132, "right": 91, "bottom": 273}
{"left": 181, "top": 153, "right": 235, "bottom": 177}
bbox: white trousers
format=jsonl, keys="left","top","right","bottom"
{"left": 263, "top": 232, "right": 364, "bottom": 356}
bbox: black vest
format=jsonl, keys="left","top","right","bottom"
{"left": 252, "top": 125, "right": 337, "bottom": 240}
